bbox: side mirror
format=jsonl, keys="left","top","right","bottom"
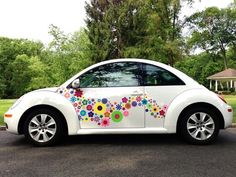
{"left": 72, "top": 79, "right": 80, "bottom": 89}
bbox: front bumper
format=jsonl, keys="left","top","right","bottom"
{"left": 4, "top": 107, "right": 25, "bottom": 134}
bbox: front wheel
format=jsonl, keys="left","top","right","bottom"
{"left": 24, "top": 109, "right": 64, "bottom": 146}
{"left": 178, "top": 107, "right": 220, "bottom": 145}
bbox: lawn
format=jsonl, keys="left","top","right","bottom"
{"left": 0, "top": 99, "right": 15, "bottom": 126}
{"left": 0, "top": 96, "right": 236, "bottom": 126}
{"left": 224, "top": 95, "right": 236, "bottom": 123}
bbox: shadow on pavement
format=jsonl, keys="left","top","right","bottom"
{"left": 1, "top": 129, "right": 236, "bottom": 147}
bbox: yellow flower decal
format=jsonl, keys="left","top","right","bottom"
{"left": 152, "top": 106, "right": 159, "bottom": 113}
{"left": 83, "top": 116, "right": 90, "bottom": 122}
{"left": 94, "top": 102, "right": 106, "bottom": 115}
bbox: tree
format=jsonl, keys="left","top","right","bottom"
{"left": 187, "top": 6, "right": 236, "bottom": 69}
{"left": 85, "top": 0, "right": 194, "bottom": 65}
{"left": 175, "top": 52, "right": 224, "bottom": 86}
{"left": 0, "top": 37, "right": 44, "bottom": 98}
{"left": 46, "top": 26, "right": 92, "bottom": 85}
{"left": 85, "top": 0, "right": 124, "bottom": 62}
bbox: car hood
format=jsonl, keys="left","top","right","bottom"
{"left": 33, "top": 87, "right": 59, "bottom": 92}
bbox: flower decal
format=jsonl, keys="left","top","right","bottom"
{"left": 101, "top": 118, "right": 110, "bottom": 127}
{"left": 152, "top": 106, "right": 159, "bottom": 113}
{"left": 122, "top": 97, "right": 128, "bottom": 103}
{"left": 58, "top": 87, "right": 168, "bottom": 127}
{"left": 94, "top": 102, "right": 106, "bottom": 115}
{"left": 104, "top": 112, "right": 110, "bottom": 117}
{"left": 70, "top": 97, "right": 77, "bottom": 103}
{"left": 74, "top": 89, "right": 83, "bottom": 97}
{"left": 111, "top": 110, "right": 123, "bottom": 123}
{"left": 86, "top": 105, "right": 92, "bottom": 111}
{"left": 80, "top": 110, "right": 86, "bottom": 117}
{"left": 102, "top": 98, "right": 108, "bottom": 104}
{"left": 88, "top": 111, "right": 94, "bottom": 117}
{"left": 116, "top": 104, "right": 122, "bottom": 110}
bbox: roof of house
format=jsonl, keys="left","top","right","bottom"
{"left": 207, "top": 68, "right": 236, "bottom": 80}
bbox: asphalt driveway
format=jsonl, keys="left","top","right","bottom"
{"left": 1, "top": 129, "right": 236, "bottom": 177}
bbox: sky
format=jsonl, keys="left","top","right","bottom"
{"left": 0, "top": 0, "right": 234, "bottom": 44}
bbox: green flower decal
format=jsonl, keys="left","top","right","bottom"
{"left": 111, "top": 110, "right": 123, "bottom": 123}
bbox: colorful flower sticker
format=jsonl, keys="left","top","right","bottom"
{"left": 152, "top": 106, "right": 159, "bottom": 113}
{"left": 74, "top": 89, "right": 83, "bottom": 97}
{"left": 84, "top": 117, "right": 90, "bottom": 122}
{"left": 65, "top": 92, "right": 70, "bottom": 98}
{"left": 122, "top": 97, "right": 128, "bottom": 103}
{"left": 162, "top": 105, "right": 168, "bottom": 112}
{"left": 82, "top": 100, "right": 88, "bottom": 105}
{"left": 80, "top": 110, "right": 86, "bottom": 116}
{"left": 111, "top": 110, "right": 123, "bottom": 123}
{"left": 70, "top": 97, "right": 77, "bottom": 102}
{"left": 94, "top": 102, "right": 106, "bottom": 115}
{"left": 142, "top": 99, "right": 148, "bottom": 105}
{"left": 101, "top": 118, "right": 110, "bottom": 127}
{"left": 104, "top": 112, "right": 110, "bottom": 117}
{"left": 59, "top": 87, "right": 169, "bottom": 127}
{"left": 131, "top": 101, "right": 137, "bottom": 107}
{"left": 94, "top": 116, "right": 100, "bottom": 122}
{"left": 123, "top": 111, "right": 129, "bottom": 117}
{"left": 136, "top": 96, "right": 142, "bottom": 102}
{"left": 116, "top": 104, "right": 122, "bottom": 110}
{"left": 86, "top": 105, "right": 92, "bottom": 111}
{"left": 88, "top": 111, "right": 94, "bottom": 117}
{"left": 102, "top": 98, "right": 108, "bottom": 104}
{"left": 125, "top": 103, "right": 131, "bottom": 109}
{"left": 159, "top": 110, "right": 165, "bottom": 116}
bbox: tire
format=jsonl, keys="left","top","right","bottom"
{"left": 23, "top": 108, "right": 64, "bottom": 146}
{"left": 178, "top": 107, "right": 220, "bottom": 145}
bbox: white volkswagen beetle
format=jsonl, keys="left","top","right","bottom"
{"left": 4, "top": 59, "right": 233, "bottom": 146}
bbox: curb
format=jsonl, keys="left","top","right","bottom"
{"left": 231, "top": 123, "right": 236, "bottom": 128}
{"left": 1, "top": 124, "right": 236, "bottom": 131}
{"left": 0, "top": 126, "right": 6, "bottom": 131}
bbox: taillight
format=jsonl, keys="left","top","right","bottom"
{"left": 218, "top": 94, "right": 227, "bottom": 103}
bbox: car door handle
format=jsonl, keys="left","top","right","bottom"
{"left": 131, "top": 91, "right": 143, "bottom": 96}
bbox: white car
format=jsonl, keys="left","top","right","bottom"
{"left": 4, "top": 59, "right": 233, "bottom": 146}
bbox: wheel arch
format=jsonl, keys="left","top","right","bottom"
{"left": 176, "top": 102, "right": 225, "bottom": 133}
{"left": 18, "top": 104, "right": 68, "bottom": 135}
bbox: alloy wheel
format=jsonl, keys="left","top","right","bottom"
{"left": 28, "top": 114, "right": 57, "bottom": 143}
{"left": 187, "top": 112, "right": 215, "bottom": 141}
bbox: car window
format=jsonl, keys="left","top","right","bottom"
{"left": 79, "top": 62, "right": 141, "bottom": 88}
{"left": 143, "top": 64, "right": 185, "bottom": 86}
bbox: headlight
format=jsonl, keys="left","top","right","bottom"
{"left": 11, "top": 96, "right": 24, "bottom": 109}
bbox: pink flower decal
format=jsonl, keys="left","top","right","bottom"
{"left": 122, "top": 97, "right": 128, "bottom": 103}
{"left": 136, "top": 96, "right": 142, "bottom": 102}
{"left": 162, "top": 105, "right": 168, "bottom": 112}
{"left": 101, "top": 118, "right": 110, "bottom": 127}
{"left": 74, "top": 89, "right": 83, "bottom": 97}
{"left": 86, "top": 105, "right": 92, "bottom": 111}
{"left": 123, "top": 111, "right": 129, "bottom": 117}
{"left": 64, "top": 92, "right": 70, "bottom": 98}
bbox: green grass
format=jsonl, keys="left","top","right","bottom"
{"left": 0, "top": 99, "right": 15, "bottom": 126}
{"left": 0, "top": 96, "right": 236, "bottom": 126}
{"left": 224, "top": 95, "right": 236, "bottom": 123}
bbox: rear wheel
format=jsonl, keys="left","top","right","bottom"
{"left": 24, "top": 109, "right": 64, "bottom": 146}
{"left": 178, "top": 107, "right": 219, "bottom": 145}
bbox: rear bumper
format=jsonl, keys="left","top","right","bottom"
{"left": 222, "top": 105, "right": 233, "bottom": 128}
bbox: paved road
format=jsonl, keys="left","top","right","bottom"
{"left": 1, "top": 129, "right": 236, "bottom": 177}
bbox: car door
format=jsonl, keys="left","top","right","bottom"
{"left": 76, "top": 62, "right": 145, "bottom": 129}
{"left": 142, "top": 63, "right": 187, "bottom": 128}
